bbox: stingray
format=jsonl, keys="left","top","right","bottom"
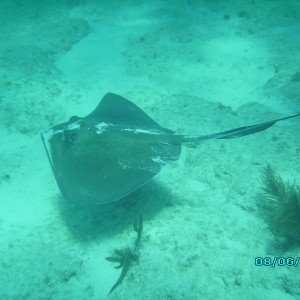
{"left": 41, "top": 93, "right": 300, "bottom": 204}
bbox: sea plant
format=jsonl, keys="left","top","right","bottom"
{"left": 105, "top": 214, "right": 143, "bottom": 294}
{"left": 261, "top": 164, "right": 300, "bottom": 245}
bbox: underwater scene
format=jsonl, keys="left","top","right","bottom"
{"left": 0, "top": 0, "right": 300, "bottom": 299}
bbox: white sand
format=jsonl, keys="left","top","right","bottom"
{"left": 0, "top": 1, "right": 300, "bottom": 299}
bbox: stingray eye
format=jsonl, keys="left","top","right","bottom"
{"left": 62, "top": 130, "right": 77, "bottom": 146}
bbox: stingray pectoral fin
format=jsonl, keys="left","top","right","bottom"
{"left": 184, "top": 112, "right": 300, "bottom": 143}
{"left": 87, "top": 93, "right": 174, "bottom": 134}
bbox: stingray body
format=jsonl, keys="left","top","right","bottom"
{"left": 41, "top": 93, "right": 300, "bottom": 204}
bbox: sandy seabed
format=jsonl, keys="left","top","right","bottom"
{"left": 0, "top": 1, "right": 300, "bottom": 299}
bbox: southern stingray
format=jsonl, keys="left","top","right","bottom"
{"left": 41, "top": 93, "right": 300, "bottom": 204}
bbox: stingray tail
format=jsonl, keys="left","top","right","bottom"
{"left": 181, "top": 113, "right": 300, "bottom": 143}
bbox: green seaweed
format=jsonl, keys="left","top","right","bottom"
{"left": 261, "top": 164, "right": 300, "bottom": 245}
{"left": 105, "top": 214, "right": 143, "bottom": 294}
